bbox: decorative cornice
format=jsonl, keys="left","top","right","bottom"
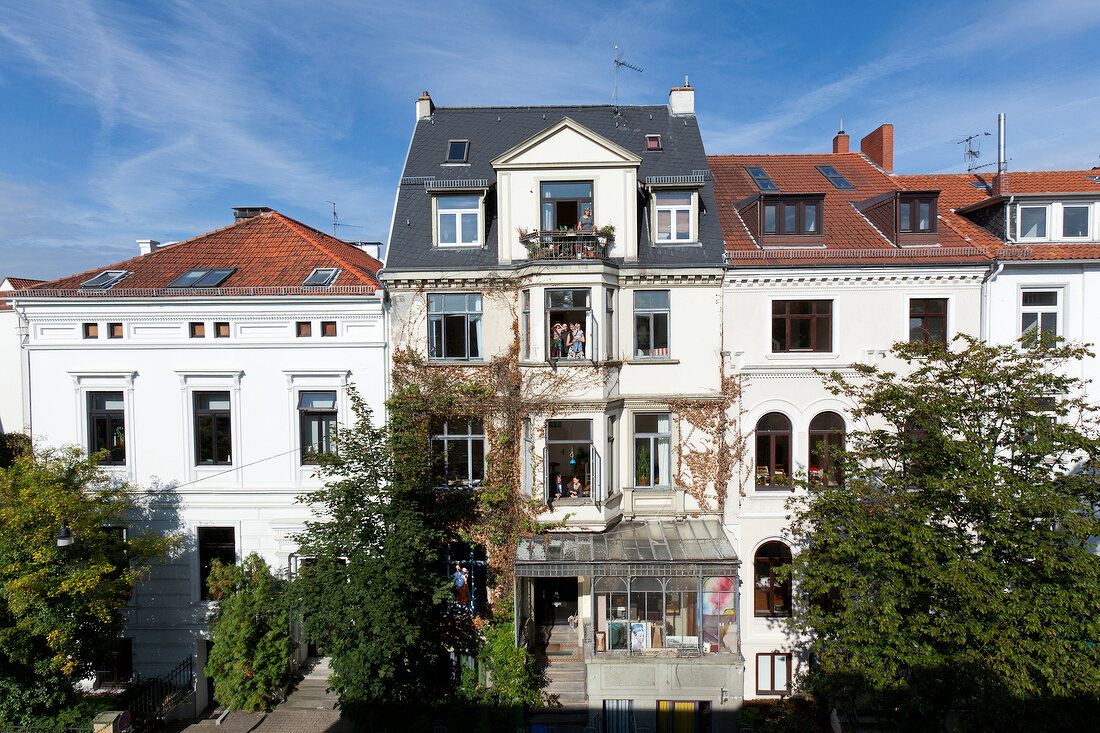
{"left": 725, "top": 271, "right": 985, "bottom": 288}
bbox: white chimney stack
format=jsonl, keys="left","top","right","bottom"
{"left": 669, "top": 76, "right": 694, "bottom": 116}
{"left": 416, "top": 91, "right": 434, "bottom": 121}
{"left": 998, "top": 112, "right": 1006, "bottom": 174}
{"left": 138, "top": 239, "right": 160, "bottom": 255}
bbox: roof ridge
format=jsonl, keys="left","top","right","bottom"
{"left": 270, "top": 214, "right": 381, "bottom": 286}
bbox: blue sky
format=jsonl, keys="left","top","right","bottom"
{"left": 2, "top": 0, "right": 1099, "bottom": 280}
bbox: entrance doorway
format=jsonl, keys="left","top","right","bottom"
{"left": 533, "top": 577, "right": 578, "bottom": 655}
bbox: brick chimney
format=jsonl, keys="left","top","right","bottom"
{"left": 416, "top": 91, "right": 434, "bottom": 121}
{"left": 860, "top": 124, "right": 894, "bottom": 172}
{"left": 233, "top": 206, "right": 273, "bottom": 223}
{"left": 669, "top": 76, "right": 694, "bottom": 116}
{"left": 992, "top": 173, "right": 1011, "bottom": 196}
{"left": 137, "top": 239, "right": 160, "bottom": 255}
{"left": 833, "top": 128, "right": 849, "bottom": 154}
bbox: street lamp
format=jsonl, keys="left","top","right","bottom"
{"left": 54, "top": 519, "right": 74, "bottom": 547}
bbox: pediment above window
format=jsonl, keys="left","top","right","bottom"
{"left": 491, "top": 117, "right": 642, "bottom": 170}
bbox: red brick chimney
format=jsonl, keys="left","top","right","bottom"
{"left": 992, "top": 173, "right": 1011, "bottom": 196}
{"left": 833, "top": 129, "right": 849, "bottom": 154}
{"left": 860, "top": 124, "right": 894, "bottom": 172}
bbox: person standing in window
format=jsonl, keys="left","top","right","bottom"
{"left": 577, "top": 205, "right": 593, "bottom": 232}
{"left": 570, "top": 322, "right": 585, "bottom": 358}
{"left": 452, "top": 564, "right": 469, "bottom": 606}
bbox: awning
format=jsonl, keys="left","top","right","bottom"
{"left": 514, "top": 519, "right": 738, "bottom": 577}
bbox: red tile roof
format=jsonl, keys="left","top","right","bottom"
{"left": 897, "top": 170, "right": 1100, "bottom": 262}
{"left": 1, "top": 277, "right": 45, "bottom": 290}
{"left": 708, "top": 152, "right": 992, "bottom": 265}
{"left": 16, "top": 212, "right": 382, "bottom": 297}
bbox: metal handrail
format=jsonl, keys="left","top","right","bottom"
{"left": 130, "top": 655, "right": 194, "bottom": 723}
{"left": 520, "top": 230, "right": 613, "bottom": 261}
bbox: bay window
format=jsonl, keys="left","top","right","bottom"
{"left": 634, "top": 413, "right": 670, "bottom": 488}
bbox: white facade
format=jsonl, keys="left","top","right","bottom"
{"left": 723, "top": 263, "right": 988, "bottom": 699}
{"left": 10, "top": 292, "right": 386, "bottom": 714}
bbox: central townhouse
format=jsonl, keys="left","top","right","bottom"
{"left": 709, "top": 126, "right": 999, "bottom": 701}
{"left": 5, "top": 211, "right": 386, "bottom": 716}
{"left": 384, "top": 87, "right": 743, "bottom": 730}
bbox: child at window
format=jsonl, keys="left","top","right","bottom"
{"left": 569, "top": 322, "right": 585, "bottom": 358}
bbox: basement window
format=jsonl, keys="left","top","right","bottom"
{"left": 168, "top": 268, "right": 236, "bottom": 288}
{"left": 445, "top": 140, "right": 470, "bottom": 163}
{"left": 303, "top": 268, "right": 339, "bottom": 287}
{"left": 80, "top": 271, "right": 129, "bottom": 290}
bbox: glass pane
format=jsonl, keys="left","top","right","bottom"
{"left": 197, "top": 415, "right": 213, "bottom": 463}
{"left": 654, "top": 437, "right": 669, "bottom": 485}
{"left": 675, "top": 210, "right": 690, "bottom": 239}
{"left": 298, "top": 391, "right": 337, "bottom": 410}
{"left": 460, "top": 213, "right": 478, "bottom": 243}
{"left": 542, "top": 181, "right": 592, "bottom": 199}
{"left": 764, "top": 205, "right": 776, "bottom": 234}
{"left": 927, "top": 316, "right": 946, "bottom": 343}
{"left": 472, "top": 439, "right": 485, "bottom": 483}
{"left": 1063, "top": 206, "right": 1089, "bottom": 237}
{"left": 791, "top": 317, "right": 812, "bottom": 349}
{"left": 657, "top": 192, "right": 692, "bottom": 206}
{"left": 92, "top": 392, "right": 125, "bottom": 411}
{"left": 804, "top": 204, "right": 818, "bottom": 233}
{"left": 909, "top": 317, "right": 924, "bottom": 342}
{"left": 900, "top": 202, "right": 910, "bottom": 231}
{"left": 815, "top": 316, "right": 832, "bottom": 351}
{"left": 635, "top": 437, "right": 652, "bottom": 486}
{"left": 809, "top": 412, "right": 844, "bottom": 432}
{"left": 635, "top": 414, "right": 658, "bottom": 433}
{"left": 443, "top": 294, "right": 467, "bottom": 312}
{"left": 774, "top": 655, "right": 788, "bottom": 691}
{"left": 467, "top": 294, "right": 482, "bottom": 311}
{"left": 197, "top": 393, "right": 230, "bottom": 411}
{"left": 771, "top": 315, "right": 786, "bottom": 351}
{"left": 657, "top": 210, "right": 671, "bottom": 240}
{"left": 92, "top": 416, "right": 110, "bottom": 453}
{"left": 773, "top": 434, "right": 790, "bottom": 479}
{"left": 919, "top": 202, "right": 931, "bottom": 230}
{"left": 439, "top": 212, "right": 457, "bottom": 244}
{"left": 635, "top": 290, "right": 669, "bottom": 310}
{"left": 789, "top": 301, "right": 812, "bottom": 315}
{"left": 1020, "top": 207, "right": 1047, "bottom": 238}
{"left": 443, "top": 315, "right": 467, "bottom": 359}
{"left": 429, "top": 317, "right": 443, "bottom": 357}
{"left": 449, "top": 439, "right": 470, "bottom": 486}
{"left": 635, "top": 315, "right": 651, "bottom": 356}
{"left": 653, "top": 313, "right": 669, "bottom": 352}
{"left": 1041, "top": 312, "right": 1057, "bottom": 336}
{"left": 468, "top": 315, "right": 481, "bottom": 359}
{"left": 755, "top": 435, "right": 771, "bottom": 485}
{"left": 438, "top": 195, "right": 479, "bottom": 210}
{"left": 215, "top": 415, "right": 231, "bottom": 462}
{"left": 1021, "top": 312, "right": 1038, "bottom": 338}
{"left": 757, "top": 412, "right": 790, "bottom": 432}
{"left": 784, "top": 205, "right": 797, "bottom": 233}
{"left": 758, "top": 659, "right": 770, "bottom": 691}
{"left": 548, "top": 419, "right": 591, "bottom": 442}
{"left": 1022, "top": 291, "right": 1057, "bottom": 307}
{"left": 427, "top": 294, "right": 442, "bottom": 312}
{"left": 447, "top": 141, "right": 467, "bottom": 161}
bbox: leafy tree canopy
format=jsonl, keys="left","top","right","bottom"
{"left": 205, "top": 553, "right": 293, "bottom": 712}
{"left": 791, "top": 336, "right": 1100, "bottom": 731}
{"left": 0, "top": 445, "right": 174, "bottom": 725}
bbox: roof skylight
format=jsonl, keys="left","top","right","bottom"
{"left": 80, "top": 270, "right": 129, "bottom": 289}
{"left": 745, "top": 166, "right": 778, "bottom": 191}
{"left": 645, "top": 134, "right": 663, "bottom": 151}
{"left": 815, "top": 165, "right": 855, "bottom": 190}
{"left": 1087, "top": 175, "right": 1100, "bottom": 183}
{"left": 445, "top": 140, "right": 469, "bottom": 163}
{"left": 168, "top": 268, "right": 236, "bottom": 288}
{"left": 303, "top": 268, "right": 340, "bottom": 287}
{"left": 969, "top": 181, "right": 993, "bottom": 191}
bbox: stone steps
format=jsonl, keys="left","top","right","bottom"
{"left": 278, "top": 657, "right": 338, "bottom": 711}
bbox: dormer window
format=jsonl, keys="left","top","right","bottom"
{"left": 445, "top": 140, "right": 469, "bottom": 163}
{"left": 80, "top": 270, "right": 129, "bottom": 290}
{"left": 645, "top": 134, "right": 662, "bottom": 151}
{"left": 303, "top": 268, "right": 339, "bottom": 287}
{"left": 763, "top": 198, "right": 821, "bottom": 235}
{"left": 654, "top": 191, "right": 694, "bottom": 242}
{"left": 435, "top": 194, "right": 482, "bottom": 246}
{"left": 899, "top": 195, "right": 936, "bottom": 233}
{"left": 1062, "top": 205, "right": 1089, "bottom": 238}
{"left": 168, "top": 268, "right": 236, "bottom": 288}
{"left": 1018, "top": 205, "right": 1048, "bottom": 240}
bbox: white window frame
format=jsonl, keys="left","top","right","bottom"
{"left": 633, "top": 290, "right": 671, "bottom": 358}
{"left": 428, "top": 293, "right": 483, "bottom": 361}
{"left": 283, "top": 370, "right": 350, "bottom": 484}
{"left": 68, "top": 371, "right": 137, "bottom": 474}
{"left": 1059, "top": 203, "right": 1092, "bottom": 240}
{"left": 433, "top": 194, "right": 483, "bottom": 248}
{"left": 1017, "top": 203, "right": 1050, "bottom": 241}
{"left": 176, "top": 371, "right": 243, "bottom": 485}
{"left": 652, "top": 190, "right": 697, "bottom": 244}
{"left": 430, "top": 418, "right": 486, "bottom": 489}
{"left": 1019, "top": 287, "right": 1063, "bottom": 342}
{"left": 633, "top": 412, "right": 672, "bottom": 489}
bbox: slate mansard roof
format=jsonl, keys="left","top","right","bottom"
{"left": 13, "top": 211, "right": 382, "bottom": 298}
{"left": 386, "top": 103, "right": 726, "bottom": 271}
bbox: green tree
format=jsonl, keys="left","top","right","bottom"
{"left": 0, "top": 445, "right": 174, "bottom": 725}
{"left": 292, "top": 387, "right": 459, "bottom": 726}
{"left": 790, "top": 336, "right": 1100, "bottom": 731}
{"left": 205, "top": 553, "right": 292, "bottom": 711}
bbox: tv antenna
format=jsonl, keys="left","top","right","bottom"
{"left": 327, "top": 201, "right": 361, "bottom": 238}
{"left": 613, "top": 45, "right": 643, "bottom": 107}
{"left": 956, "top": 131, "right": 991, "bottom": 173}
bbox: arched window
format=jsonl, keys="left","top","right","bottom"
{"left": 755, "top": 413, "right": 791, "bottom": 489}
{"left": 808, "top": 412, "right": 845, "bottom": 487}
{"left": 754, "top": 541, "right": 792, "bottom": 617}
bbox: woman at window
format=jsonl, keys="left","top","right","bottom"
{"left": 570, "top": 322, "right": 585, "bottom": 358}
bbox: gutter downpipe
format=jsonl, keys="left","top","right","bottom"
{"left": 15, "top": 301, "right": 31, "bottom": 433}
{"left": 981, "top": 194, "right": 1011, "bottom": 344}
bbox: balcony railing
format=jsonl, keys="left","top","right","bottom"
{"left": 519, "top": 230, "right": 613, "bottom": 261}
